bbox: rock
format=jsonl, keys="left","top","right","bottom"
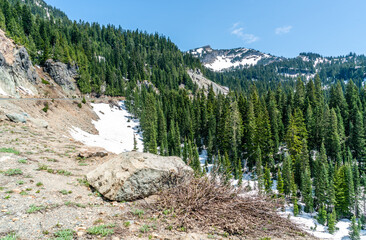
{"left": 13, "top": 47, "right": 38, "bottom": 84}
{"left": 0, "top": 30, "right": 38, "bottom": 97}
{"left": 12, "top": 189, "right": 21, "bottom": 194}
{"left": 6, "top": 113, "right": 26, "bottom": 123}
{"left": 78, "top": 147, "right": 108, "bottom": 159}
{"left": 28, "top": 118, "right": 48, "bottom": 129}
{"left": 86, "top": 152, "right": 192, "bottom": 201}
{"left": 44, "top": 59, "right": 78, "bottom": 93}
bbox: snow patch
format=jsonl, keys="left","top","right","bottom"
{"left": 205, "top": 55, "right": 263, "bottom": 71}
{"left": 69, "top": 101, "right": 143, "bottom": 154}
{"left": 0, "top": 86, "right": 8, "bottom": 96}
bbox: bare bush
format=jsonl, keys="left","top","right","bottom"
{"left": 151, "top": 175, "right": 307, "bottom": 238}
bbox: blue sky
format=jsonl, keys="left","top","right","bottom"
{"left": 46, "top": 0, "right": 366, "bottom": 58}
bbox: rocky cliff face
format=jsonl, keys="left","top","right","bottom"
{"left": 0, "top": 29, "right": 80, "bottom": 98}
{"left": 44, "top": 60, "right": 78, "bottom": 95}
{"left": 0, "top": 30, "right": 39, "bottom": 97}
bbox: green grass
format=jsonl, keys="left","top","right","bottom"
{"left": 131, "top": 209, "right": 145, "bottom": 218}
{"left": 4, "top": 195, "right": 11, "bottom": 199}
{"left": 26, "top": 204, "right": 45, "bottom": 213}
{"left": 53, "top": 229, "right": 74, "bottom": 240}
{"left": 139, "top": 224, "right": 150, "bottom": 233}
{"left": 16, "top": 180, "right": 24, "bottom": 185}
{"left": 123, "top": 221, "right": 131, "bottom": 227}
{"left": 0, "top": 148, "right": 20, "bottom": 155}
{"left": 86, "top": 224, "right": 115, "bottom": 237}
{"left": 77, "top": 178, "right": 89, "bottom": 187}
{"left": 18, "top": 159, "right": 27, "bottom": 164}
{"left": 41, "top": 78, "right": 50, "bottom": 85}
{"left": 36, "top": 182, "right": 43, "bottom": 187}
{"left": 64, "top": 201, "right": 86, "bottom": 208}
{"left": 59, "top": 190, "right": 72, "bottom": 195}
{"left": 4, "top": 169, "right": 22, "bottom": 176}
{"left": 0, "top": 233, "right": 17, "bottom": 240}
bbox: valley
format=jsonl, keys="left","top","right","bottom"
{"left": 1, "top": 0, "right": 366, "bottom": 239}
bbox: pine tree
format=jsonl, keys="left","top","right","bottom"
{"left": 349, "top": 215, "right": 360, "bottom": 240}
{"left": 317, "top": 204, "right": 327, "bottom": 225}
{"left": 133, "top": 134, "right": 138, "bottom": 151}
{"left": 223, "top": 152, "right": 232, "bottom": 183}
{"left": 264, "top": 164, "right": 272, "bottom": 193}
{"left": 327, "top": 210, "right": 336, "bottom": 234}
{"left": 283, "top": 153, "right": 293, "bottom": 196}
{"left": 277, "top": 168, "right": 284, "bottom": 197}
{"left": 302, "top": 167, "right": 313, "bottom": 213}
{"left": 190, "top": 144, "right": 201, "bottom": 175}
{"left": 293, "top": 197, "right": 299, "bottom": 216}
{"left": 255, "top": 146, "right": 263, "bottom": 191}
{"left": 314, "top": 143, "right": 329, "bottom": 208}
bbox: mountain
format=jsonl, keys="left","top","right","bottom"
{"left": 188, "top": 45, "right": 282, "bottom": 72}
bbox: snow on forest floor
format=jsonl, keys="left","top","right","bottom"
{"left": 69, "top": 101, "right": 143, "bottom": 154}
{"left": 279, "top": 205, "right": 366, "bottom": 239}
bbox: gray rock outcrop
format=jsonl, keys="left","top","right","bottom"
{"left": 86, "top": 152, "right": 193, "bottom": 201}
{"left": 0, "top": 29, "right": 39, "bottom": 97}
{"left": 187, "top": 69, "right": 229, "bottom": 95}
{"left": 44, "top": 60, "right": 78, "bottom": 94}
{"left": 6, "top": 113, "right": 27, "bottom": 123}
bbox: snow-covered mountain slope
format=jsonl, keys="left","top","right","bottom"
{"left": 188, "top": 45, "right": 281, "bottom": 72}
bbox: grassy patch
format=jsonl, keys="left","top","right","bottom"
{"left": 139, "top": 224, "right": 150, "bottom": 233}
{"left": 0, "top": 148, "right": 20, "bottom": 155}
{"left": 77, "top": 178, "right": 89, "bottom": 187}
{"left": 59, "top": 190, "right": 72, "bottom": 195}
{"left": 36, "top": 182, "right": 43, "bottom": 187}
{"left": 16, "top": 180, "right": 24, "bottom": 185}
{"left": 53, "top": 229, "right": 74, "bottom": 240}
{"left": 4, "top": 169, "right": 22, "bottom": 176}
{"left": 26, "top": 204, "right": 45, "bottom": 213}
{"left": 87, "top": 224, "right": 115, "bottom": 237}
{"left": 41, "top": 78, "right": 50, "bottom": 85}
{"left": 64, "top": 201, "right": 86, "bottom": 208}
{"left": 18, "top": 159, "right": 27, "bottom": 164}
{"left": 0, "top": 233, "right": 17, "bottom": 240}
{"left": 131, "top": 209, "right": 145, "bottom": 218}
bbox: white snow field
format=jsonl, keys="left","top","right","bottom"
{"left": 70, "top": 101, "right": 143, "bottom": 154}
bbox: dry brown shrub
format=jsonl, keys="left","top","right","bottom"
{"left": 151, "top": 175, "right": 307, "bottom": 238}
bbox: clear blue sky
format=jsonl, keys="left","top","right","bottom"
{"left": 46, "top": 0, "right": 366, "bottom": 58}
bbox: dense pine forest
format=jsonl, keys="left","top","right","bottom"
{"left": 3, "top": 0, "right": 366, "bottom": 233}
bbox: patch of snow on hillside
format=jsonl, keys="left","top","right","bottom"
{"left": 206, "top": 55, "right": 262, "bottom": 71}
{"left": 0, "top": 86, "right": 8, "bottom": 96}
{"left": 196, "top": 48, "right": 203, "bottom": 55}
{"left": 280, "top": 205, "right": 366, "bottom": 239}
{"left": 70, "top": 101, "right": 143, "bottom": 154}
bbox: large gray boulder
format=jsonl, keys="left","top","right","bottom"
{"left": 86, "top": 152, "right": 193, "bottom": 201}
{"left": 44, "top": 59, "right": 78, "bottom": 93}
{"left": 6, "top": 113, "right": 27, "bottom": 123}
